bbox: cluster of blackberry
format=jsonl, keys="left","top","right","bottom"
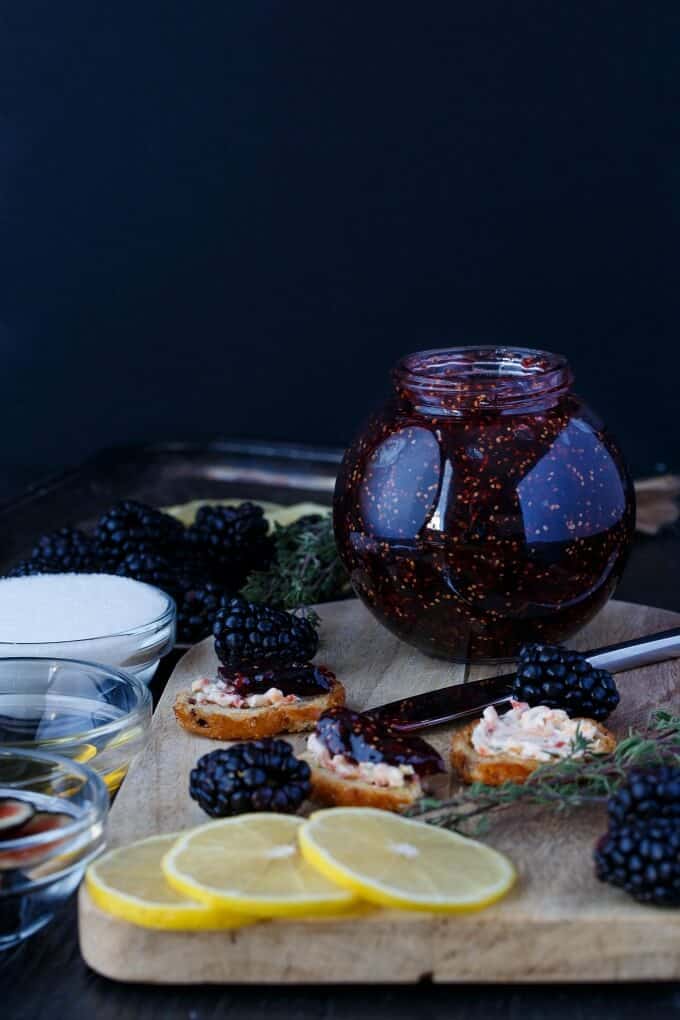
{"left": 509, "top": 644, "right": 680, "bottom": 906}
{"left": 190, "top": 597, "right": 320, "bottom": 818}
{"left": 9, "top": 527, "right": 98, "bottom": 578}
{"left": 213, "top": 598, "right": 319, "bottom": 672}
{"left": 511, "top": 643, "right": 620, "bottom": 721}
{"left": 5, "top": 500, "right": 274, "bottom": 644}
{"left": 190, "top": 739, "right": 312, "bottom": 818}
{"left": 595, "top": 766, "right": 680, "bottom": 906}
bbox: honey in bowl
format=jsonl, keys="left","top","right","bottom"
{"left": 0, "top": 658, "right": 152, "bottom": 795}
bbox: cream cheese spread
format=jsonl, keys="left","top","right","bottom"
{"left": 191, "top": 676, "right": 298, "bottom": 710}
{"left": 471, "top": 700, "right": 605, "bottom": 762}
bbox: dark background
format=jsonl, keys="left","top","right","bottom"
{"left": 1, "top": 1, "right": 678, "bottom": 493}
{"left": 2, "top": 6, "right": 680, "bottom": 1012}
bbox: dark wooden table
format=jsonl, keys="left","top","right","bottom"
{"left": 2, "top": 453, "right": 680, "bottom": 1019}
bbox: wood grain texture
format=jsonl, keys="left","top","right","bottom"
{"left": 79, "top": 598, "right": 680, "bottom": 984}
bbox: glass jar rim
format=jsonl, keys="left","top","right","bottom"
{"left": 392, "top": 346, "right": 573, "bottom": 414}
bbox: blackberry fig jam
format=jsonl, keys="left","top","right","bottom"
{"left": 219, "top": 664, "right": 334, "bottom": 698}
{"left": 315, "top": 708, "right": 445, "bottom": 778}
{"left": 334, "top": 347, "right": 635, "bottom": 663}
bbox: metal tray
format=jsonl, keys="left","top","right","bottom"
{"left": 0, "top": 440, "right": 340, "bottom": 571}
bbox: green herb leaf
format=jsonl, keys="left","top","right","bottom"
{"left": 241, "top": 515, "right": 351, "bottom": 609}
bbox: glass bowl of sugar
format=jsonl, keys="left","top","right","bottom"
{"left": 0, "top": 573, "right": 176, "bottom": 685}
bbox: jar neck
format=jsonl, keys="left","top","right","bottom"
{"left": 392, "top": 346, "right": 574, "bottom": 416}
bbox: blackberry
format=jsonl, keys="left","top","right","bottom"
{"left": 176, "top": 579, "right": 230, "bottom": 645}
{"left": 607, "top": 766, "right": 680, "bottom": 827}
{"left": 31, "top": 527, "right": 98, "bottom": 573}
{"left": 175, "top": 531, "right": 219, "bottom": 580}
{"left": 213, "top": 597, "right": 319, "bottom": 672}
{"left": 595, "top": 817, "right": 680, "bottom": 906}
{"left": 7, "top": 527, "right": 98, "bottom": 577}
{"left": 511, "top": 643, "right": 620, "bottom": 721}
{"left": 189, "top": 739, "right": 311, "bottom": 817}
{"left": 184, "top": 503, "right": 273, "bottom": 588}
{"left": 115, "top": 551, "right": 178, "bottom": 597}
{"left": 6, "top": 557, "right": 51, "bottom": 578}
{"left": 95, "top": 500, "right": 184, "bottom": 566}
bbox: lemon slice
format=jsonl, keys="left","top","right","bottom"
{"left": 86, "top": 834, "right": 251, "bottom": 930}
{"left": 161, "top": 814, "right": 358, "bottom": 918}
{"left": 299, "top": 808, "right": 516, "bottom": 912}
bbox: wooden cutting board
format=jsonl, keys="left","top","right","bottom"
{"left": 79, "top": 598, "right": 680, "bottom": 984}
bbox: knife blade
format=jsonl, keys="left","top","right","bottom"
{"left": 366, "top": 626, "right": 680, "bottom": 732}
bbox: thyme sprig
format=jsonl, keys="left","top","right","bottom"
{"left": 408, "top": 710, "right": 680, "bottom": 834}
{"left": 242, "top": 515, "right": 351, "bottom": 610}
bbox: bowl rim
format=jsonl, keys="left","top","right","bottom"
{"left": 0, "top": 575, "right": 175, "bottom": 647}
{"left": 0, "top": 656, "right": 152, "bottom": 746}
{"left": 0, "top": 746, "right": 109, "bottom": 855}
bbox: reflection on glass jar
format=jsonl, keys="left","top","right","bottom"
{"left": 334, "top": 347, "right": 635, "bottom": 663}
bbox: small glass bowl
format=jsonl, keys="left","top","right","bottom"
{"left": 0, "top": 747, "right": 108, "bottom": 950}
{"left": 0, "top": 658, "right": 152, "bottom": 794}
{"left": 0, "top": 580, "right": 176, "bottom": 685}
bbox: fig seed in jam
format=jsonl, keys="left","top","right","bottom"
{"left": 334, "top": 347, "right": 635, "bottom": 663}
{"left": 315, "top": 707, "right": 445, "bottom": 778}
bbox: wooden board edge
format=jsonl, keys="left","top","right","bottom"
{"left": 78, "top": 886, "right": 680, "bottom": 985}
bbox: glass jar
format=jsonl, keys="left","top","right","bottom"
{"left": 334, "top": 347, "right": 635, "bottom": 663}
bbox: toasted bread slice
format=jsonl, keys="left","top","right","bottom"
{"left": 450, "top": 717, "right": 617, "bottom": 786}
{"left": 173, "top": 677, "right": 345, "bottom": 741}
{"left": 303, "top": 759, "right": 422, "bottom": 812}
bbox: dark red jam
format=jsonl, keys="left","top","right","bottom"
{"left": 334, "top": 347, "right": 635, "bottom": 663}
{"left": 315, "top": 707, "right": 445, "bottom": 778}
{"left": 219, "top": 664, "right": 335, "bottom": 698}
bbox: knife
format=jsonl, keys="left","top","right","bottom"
{"left": 367, "top": 626, "right": 680, "bottom": 732}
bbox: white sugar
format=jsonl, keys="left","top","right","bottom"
{"left": 0, "top": 573, "right": 174, "bottom": 683}
{"left": 0, "top": 574, "right": 168, "bottom": 643}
